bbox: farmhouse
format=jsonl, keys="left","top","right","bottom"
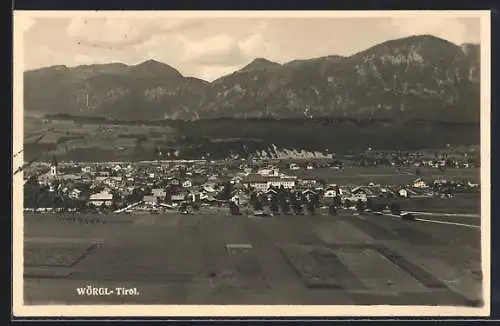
{"left": 351, "top": 186, "right": 377, "bottom": 198}
{"left": 324, "top": 185, "right": 340, "bottom": 198}
{"left": 171, "top": 194, "right": 186, "bottom": 203}
{"left": 301, "top": 189, "right": 317, "bottom": 202}
{"left": 413, "top": 178, "right": 428, "bottom": 188}
{"left": 168, "top": 178, "right": 180, "bottom": 186}
{"left": 151, "top": 188, "right": 166, "bottom": 198}
{"left": 299, "top": 177, "right": 318, "bottom": 188}
{"left": 143, "top": 195, "right": 158, "bottom": 206}
{"left": 265, "top": 188, "right": 278, "bottom": 200}
{"left": 68, "top": 188, "right": 82, "bottom": 200}
{"left": 347, "top": 193, "right": 368, "bottom": 203}
{"left": 257, "top": 167, "right": 279, "bottom": 177}
{"left": 398, "top": 188, "right": 409, "bottom": 198}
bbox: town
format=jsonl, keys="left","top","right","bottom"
{"left": 23, "top": 152, "right": 480, "bottom": 216}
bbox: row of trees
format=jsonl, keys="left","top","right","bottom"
{"left": 230, "top": 186, "right": 404, "bottom": 216}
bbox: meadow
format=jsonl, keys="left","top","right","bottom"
{"left": 289, "top": 166, "right": 480, "bottom": 185}
{"left": 22, "top": 209, "right": 482, "bottom": 305}
{"left": 23, "top": 116, "right": 480, "bottom": 162}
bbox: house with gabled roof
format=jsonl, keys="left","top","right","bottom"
{"left": 412, "top": 178, "right": 428, "bottom": 188}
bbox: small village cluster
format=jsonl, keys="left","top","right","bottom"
{"left": 23, "top": 156, "right": 480, "bottom": 215}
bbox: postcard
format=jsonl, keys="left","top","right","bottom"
{"left": 12, "top": 10, "right": 491, "bottom": 317}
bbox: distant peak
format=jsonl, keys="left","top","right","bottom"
{"left": 239, "top": 58, "right": 282, "bottom": 73}
{"left": 252, "top": 58, "right": 277, "bottom": 64}
{"left": 136, "top": 59, "right": 167, "bottom": 67}
{"left": 133, "top": 59, "right": 183, "bottom": 78}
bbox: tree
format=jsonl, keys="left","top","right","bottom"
{"left": 356, "top": 200, "right": 365, "bottom": 213}
{"left": 390, "top": 203, "right": 402, "bottom": 215}
{"left": 312, "top": 193, "right": 321, "bottom": 209}
{"left": 279, "top": 196, "right": 290, "bottom": 215}
{"left": 191, "top": 201, "right": 201, "bottom": 212}
{"left": 289, "top": 193, "right": 302, "bottom": 215}
{"left": 276, "top": 188, "right": 290, "bottom": 215}
{"left": 328, "top": 205, "right": 337, "bottom": 216}
{"left": 229, "top": 201, "right": 240, "bottom": 215}
{"left": 270, "top": 196, "right": 279, "bottom": 215}
{"left": 250, "top": 193, "right": 263, "bottom": 211}
{"left": 306, "top": 200, "right": 315, "bottom": 215}
{"left": 110, "top": 202, "right": 118, "bottom": 212}
{"left": 366, "top": 198, "right": 374, "bottom": 211}
{"left": 333, "top": 195, "right": 342, "bottom": 208}
{"left": 217, "top": 182, "right": 233, "bottom": 201}
{"left": 127, "top": 188, "right": 143, "bottom": 203}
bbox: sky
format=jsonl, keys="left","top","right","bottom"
{"left": 19, "top": 13, "right": 481, "bottom": 82}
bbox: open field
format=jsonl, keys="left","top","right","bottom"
{"left": 23, "top": 210, "right": 482, "bottom": 306}
{"left": 289, "top": 167, "right": 480, "bottom": 185}
{"left": 392, "top": 194, "right": 480, "bottom": 215}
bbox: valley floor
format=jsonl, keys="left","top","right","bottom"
{"left": 22, "top": 211, "right": 483, "bottom": 307}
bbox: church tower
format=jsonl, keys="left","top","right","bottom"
{"left": 50, "top": 155, "right": 58, "bottom": 177}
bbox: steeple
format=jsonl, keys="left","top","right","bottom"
{"left": 50, "top": 155, "right": 58, "bottom": 176}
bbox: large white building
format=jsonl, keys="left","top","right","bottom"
{"left": 88, "top": 191, "right": 114, "bottom": 207}
{"left": 243, "top": 174, "right": 297, "bottom": 191}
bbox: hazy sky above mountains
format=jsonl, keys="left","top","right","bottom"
{"left": 20, "top": 13, "right": 481, "bottom": 81}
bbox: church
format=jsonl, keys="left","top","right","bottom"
{"left": 38, "top": 155, "right": 59, "bottom": 186}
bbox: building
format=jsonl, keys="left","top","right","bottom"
{"left": 299, "top": 177, "right": 318, "bottom": 188}
{"left": 169, "top": 178, "right": 180, "bottom": 186}
{"left": 324, "top": 187, "right": 339, "bottom": 198}
{"left": 151, "top": 188, "right": 166, "bottom": 199}
{"left": 88, "top": 191, "right": 113, "bottom": 207}
{"left": 143, "top": 195, "right": 158, "bottom": 206}
{"left": 50, "top": 155, "right": 58, "bottom": 177}
{"left": 68, "top": 188, "right": 82, "bottom": 200}
{"left": 398, "top": 188, "right": 408, "bottom": 198}
{"left": 266, "top": 176, "right": 296, "bottom": 189}
{"left": 243, "top": 174, "right": 296, "bottom": 191}
{"left": 413, "top": 178, "right": 428, "bottom": 188}
{"left": 171, "top": 194, "right": 186, "bottom": 203}
{"left": 351, "top": 186, "right": 376, "bottom": 198}
{"left": 346, "top": 193, "right": 368, "bottom": 203}
{"left": 230, "top": 195, "right": 240, "bottom": 206}
{"left": 243, "top": 174, "right": 269, "bottom": 192}
{"left": 257, "top": 167, "right": 279, "bottom": 177}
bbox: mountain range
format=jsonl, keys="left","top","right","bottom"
{"left": 24, "top": 35, "right": 480, "bottom": 123}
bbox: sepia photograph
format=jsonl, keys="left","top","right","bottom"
{"left": 12, "top": 10, "right": 490, "bottom": 317}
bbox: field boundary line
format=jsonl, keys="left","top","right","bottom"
{"left": 405, "top": 211, "right": 480, "bottom": 218}
{"left": 414, "top": 218, "right": 480, "bottom": 229}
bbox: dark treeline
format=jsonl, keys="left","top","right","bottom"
{"left": 43, "top": 113, "right": 479, "bottom": 128}
{"left": 26, "top": 113, "right": 480, "bottom": 162}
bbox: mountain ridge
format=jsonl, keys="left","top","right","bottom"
{"left": 24, "top": 34, "right": 480, "bottom": 122}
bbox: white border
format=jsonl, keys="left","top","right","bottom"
{"left": 12, "top": 10, "right": 491, "bottom": 317}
